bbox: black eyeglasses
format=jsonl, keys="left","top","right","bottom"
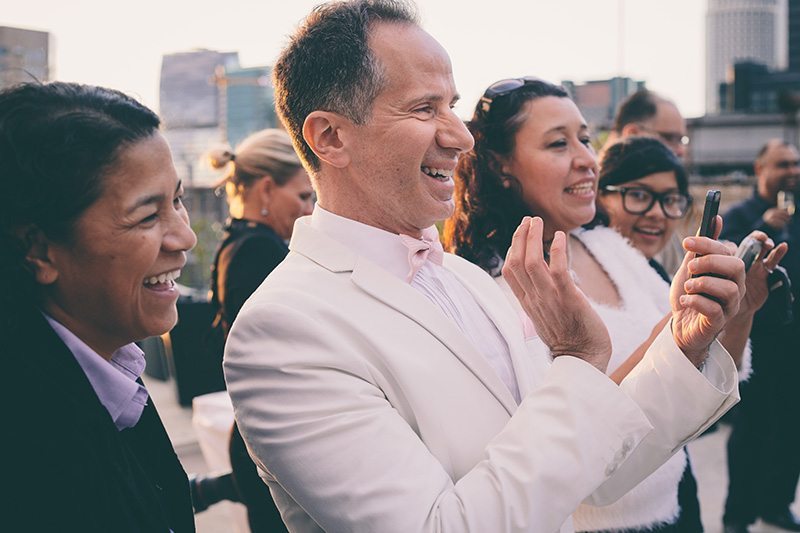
{"left": 774, "top": 159, "right": 800, "bottom": 170}
{"left": 602, "top": 185, "right": 692, "bottom": 219}
{"left": 479, "top": 76, "right": 547, "bottom": 115}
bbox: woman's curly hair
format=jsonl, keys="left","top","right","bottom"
{"left": 443, "top": 79, "right": 569, "bottom": 275}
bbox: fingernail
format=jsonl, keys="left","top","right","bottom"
{"left": 689, "top": 259, "right": 699, "bottom": 271}
{"left": 680, "top": 295, "right": 689, "bottom": 306}
{"left": 684, "top": 237, "right": 696, "bottom": 247}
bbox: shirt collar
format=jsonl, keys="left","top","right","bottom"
{"left": 43, "top": 313, "right": 148, "bottom": 430}
{"left": 310, "top": 205, "right": 440, "bottom": 283}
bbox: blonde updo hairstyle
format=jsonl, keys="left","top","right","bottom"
{"left": 208, "top": 129, "right": 303, "bottom": 217}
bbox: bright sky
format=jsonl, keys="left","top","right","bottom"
{"left": 2, "top": 0, "right": 707, "bottom": 120}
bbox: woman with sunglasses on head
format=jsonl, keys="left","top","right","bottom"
{"left": 445, "top": 78, "right": 784, "bottom": 533}
{"left": 2, "top": 82, "right": 197, "bottom": 532}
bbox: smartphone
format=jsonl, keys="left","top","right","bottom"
{"left": 697, "top": 190, "right": 721, "bottom": 238}
{"left": 778, "top": 190, "right": 796, "bottom": 216}
{"left": 735, "top": 236, "right": 763, "bottom": 272}
{"left": 692, "top": 190, "right": 722, "bottom": 279}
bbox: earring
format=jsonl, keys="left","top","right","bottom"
{"left": 260, "top": 207, "right": 269, "bottom": 217}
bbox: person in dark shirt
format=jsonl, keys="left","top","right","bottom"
{"left": 2, "top": 81, "right": 197, "bottom": 532}
{"left": 721, "top": 139, "right": 800, "bottom": 533}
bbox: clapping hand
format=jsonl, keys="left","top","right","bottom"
{"left": 670, "top": 216, "right": 746, "bottom": 367}
{"left": 503, "top": 217, "right": 611, "bottom": 374}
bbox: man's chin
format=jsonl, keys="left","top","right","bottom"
{"left": 434, "top": 202, "right": 455, "bottom": 225}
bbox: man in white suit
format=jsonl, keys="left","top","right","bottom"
{"left": 224, "top": 1, "right": 746, "bottom": 531}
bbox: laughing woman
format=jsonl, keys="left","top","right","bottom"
{"left": 1, "top": 82, "right": 197, "bottom": 532}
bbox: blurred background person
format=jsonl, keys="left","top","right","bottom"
{"left": 190, "top": 128, "right": 313, "bottom": 532}
{"left": 721, "top": 139, "right": 800, "bottom": 533}
{"left": 2, "top": 81, "right": 197, "bottom": 532}
{"left": 605, "top": 89, "right": 689, "bottom": 161}
{"left": 446, "top": 78, "right": 778, "bottom": 533}
{"left": 605, "top": 89, "right": 691, "bottom": 278}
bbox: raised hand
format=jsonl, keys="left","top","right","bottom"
{"left": 670, "top": 216, "right": 746, "bottom": 367}
{"left": 762, "top": 207, "right": 792, "bottom": 230}
{"left": 503, "top": 217, "right": 611, "bottom": 374}
{"left": 736, "top": 231, "right": 788, "bottom": 316}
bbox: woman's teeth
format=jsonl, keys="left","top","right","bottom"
{"left": 422, "top": 166, "right": 453, "bottom": 181}
{"left": 565, "top": 183, "right": 594, "bottom": 194}
{"left": 144, "top": 269, "right": 181, "bottom": 286}
{"left": 635, "top": 227, "right": 664, "bottom": 236}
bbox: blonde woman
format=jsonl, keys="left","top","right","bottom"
{"left": 207, "top": 129, "right": 313, "bottom": 532}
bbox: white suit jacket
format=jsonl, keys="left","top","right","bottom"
{"left": 224, "top": 217, "right": 739, "bottom": 533}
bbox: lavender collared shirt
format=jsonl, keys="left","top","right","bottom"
{"left": 44, "top": 314, "right": 149, "bottom": 431}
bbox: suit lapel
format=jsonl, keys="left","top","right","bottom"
{"left": 351, "top": 259, "right": 518, "bottom": 416}
{"left": 290, "top": 218, "right": 518, "bottom": 416}
{"left": 444, "top": 257, "right": 538, "bottom": 399}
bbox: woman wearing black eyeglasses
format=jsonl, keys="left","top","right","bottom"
{"left": 596, "top": 137, "right": 693, "bottom": 282}
{"left": 597, "top": 136, "right": 773, "bottom": 377}
{"left": 445, "top": 79, "right": 782, "bottom": 533}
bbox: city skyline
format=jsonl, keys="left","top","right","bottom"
{"left": 4, "top": 0, "right": 715, "bottom": 120}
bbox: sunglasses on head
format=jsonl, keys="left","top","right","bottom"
{"left": 478, "top": 76, "right": 549, "bottom": 115}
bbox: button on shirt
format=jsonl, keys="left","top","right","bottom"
{"left": 311, "top": 207, "right": 520, "bottom": 402}
{"left": 44, "top": 314, "right": 149, "bottom": 430}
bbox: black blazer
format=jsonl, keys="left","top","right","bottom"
{"left": 4, "top": 305, "right": 195, "bottom": 532}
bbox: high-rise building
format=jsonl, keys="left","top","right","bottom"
{"left": 789, "top": 0, "right": 800, "bottom": 70}
{"left": 159, "top": 49, "right": 240, "bottom": 189}
{"left": 160, "top": 49, "right": 239, "bottom": 130}
{"left": 0, "top": 26, "right": 50, "bottom": 89}
{"left": 718, "top": 60, "right": 800, "bottom": 112}
{"left": 561, "top": 77, "right": 645, "bottom": 132}
{"left": 216, "top": 65, "right": 277, "bottom": 148}
{"left": 706, "top": 0, "right": 788, "bottom": 113}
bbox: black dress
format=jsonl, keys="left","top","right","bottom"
{"left": 211, "top": 218, "right": 290, "bottom": 533}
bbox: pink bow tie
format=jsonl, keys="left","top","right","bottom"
{"left": 399, "top": 226, "right": 444, "bottom": 283}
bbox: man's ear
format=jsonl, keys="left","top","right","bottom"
{"left": 17, "top": 225, "right": 59, "bottom": 285}
{"left": 621, "top": 123, "right": 643, "bottom": 137}
{"left": 303, "top": 111, "right": 352, "bottom": 169}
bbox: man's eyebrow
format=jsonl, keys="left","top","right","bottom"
{"left": 405, "top": 93, "right": 461, "bottom": 107}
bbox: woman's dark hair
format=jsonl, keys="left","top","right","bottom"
{"left": 0, "top": 81, "right": 161, "bottom": 307}
{"left": 444, "top": 79, "right": 569, "bottom": 274}
{"left": 591, "top": 136, "right": 688, "bottom": 227}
